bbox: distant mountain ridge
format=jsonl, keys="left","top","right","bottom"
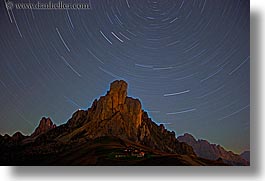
{"left": 240, "top": 151, "right": 250, "bottom": 162}
{"left": 177, "top": 133, "right": 249, "bottom": 166}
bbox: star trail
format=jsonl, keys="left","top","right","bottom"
{"left": 0, "top": 0, "right": 249, "bottom": 153}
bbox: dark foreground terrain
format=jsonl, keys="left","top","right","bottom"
{"left": 0, "top": 136, "right": 227, "bottom": 166}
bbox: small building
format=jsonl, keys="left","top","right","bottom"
{"left": 139, "top": 151, "right": 145, "bottom": 157}
{"left": 115, "top": 146, "right": 145, "bottom": 158}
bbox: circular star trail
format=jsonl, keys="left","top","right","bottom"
{"left": 0, "top": 0, "right": 249, "bottom": 153}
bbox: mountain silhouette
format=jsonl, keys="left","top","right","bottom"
{"left": 0, "top": 80, "right": 230, "bottom": 165}
{"left": 177, "top": 133, "right": 249, "bottom": 166}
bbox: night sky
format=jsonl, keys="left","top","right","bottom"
{"left": 0, "top": 0, "right": 249, "bottom": 153}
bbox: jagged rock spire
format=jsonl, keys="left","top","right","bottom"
{"left": 31, "top": 117, "right": 56, "bottom": 137}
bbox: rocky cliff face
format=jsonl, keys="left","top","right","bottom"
{"left": 31, "top": 117, "right": 56, "bottom": 138}
{"left": 66, "top": 80, "right": 142, "bottom": 139}
{"left": 63, "top": 80, "right": 194, "bottom": 155}
{"left": 177, "top": 133, "right": 249, "bottom": 165}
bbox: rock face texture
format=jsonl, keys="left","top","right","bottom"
{"left": 64, "top": 80, "right": 194, "bottom": 155}
{"left": 177, "top": 133, "right": 249, "bottom": 165}
{"left": 31, "top": 117, "right": 56, "bottom": 138}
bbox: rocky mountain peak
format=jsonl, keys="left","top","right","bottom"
{"left": 108, "top": 80, "right": 128, "bottom": 105}
{"left": 87, "top": 80, "right": 142, "bottom": 131}
{"left": 31, "top": 117, "right": 56, "bottom": 138}
{"left": 10, "top": 131, "right": 26, "bottom": 143}
{"left": 183, "top": 133, "right": 196, "bottom": 139}
{"left": 177, "top": 133, "right": 197, "bottom": 145}
{"left": 106, "top": 80, "right": 129, "bottom": 113}
{"left": 61, "top": 80, "right": 194, "bottom": 155}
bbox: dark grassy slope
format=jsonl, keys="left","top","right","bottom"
{"left": 0, "top": 136, "right": 227, "bottom": 166}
